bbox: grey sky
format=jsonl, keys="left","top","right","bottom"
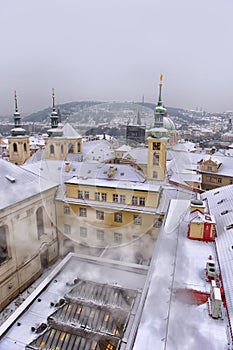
{"left": 1, "top": 0, "right": 233, "bottom": 115}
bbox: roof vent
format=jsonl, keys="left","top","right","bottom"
{"left": 5, "top": 175, "right": 16, "bottom": 183}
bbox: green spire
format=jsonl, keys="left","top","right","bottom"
{"left": 11, "top": 91, "right": 26, "bottom": 136}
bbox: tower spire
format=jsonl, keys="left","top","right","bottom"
{"left": 50, "top": 88, "right": 59, "bottom": 128}
{"left": 158, "top": 74, "right": 163, "bottom": 106}
{"left": 11, "top": 91, "right": 26, "bottom": 136}
{"left": 52, "top": 88, "right": 56, "bottom": 111}
{"left": 14, "top": 90, "right": 18, "bottom": 113}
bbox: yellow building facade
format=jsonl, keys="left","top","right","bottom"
{"left": 56, "top": 176, "right": 161, "bottom": 255}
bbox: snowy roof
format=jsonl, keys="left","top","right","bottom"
{"left": 123, "top": 147, "right": 148, "bottom": 165}
{"left": 0, "top": 254, "right": 148, "bottom": 350}
{"left": 96, "top": 163, "right": 146, "bottom": 182}
{"left": 115, "top": 144, "right": 132, "bottom": 152}
{"left": 61, "top": 122, "right": 82, "bottom": 138}
{"left": 190, "top": 211, "right": 215, "bottom": 224}
{"left": 65, "top": 176, "right": 160, "bottom": 193}
{"left": 201, "top": 185, "right": 233, "bottom": 336}
{"left": 82, "top": 139, "right": 114, "bottom": 162}
{"left": 171, "top": 141, "right": 196, "bottom": 152}
{"left": 134, "top": 199, "right": 227, "bottom": 349}
{"left": 0, "top": 159, "right": 57, "bottom": 210}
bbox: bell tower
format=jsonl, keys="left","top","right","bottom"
{"left": 147, "top": 137, "right": 167, "bottom": 181}
{"left": 8, "top": 91, "right": 30, "bottom": 165}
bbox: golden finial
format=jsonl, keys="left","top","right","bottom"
{"left": 159, "top": 74, "right": 163, "bottom": 86}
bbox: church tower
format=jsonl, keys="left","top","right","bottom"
{"left": 147, "top": 75, "right": 167, "bottom": 180}
{"left": 154, "top": 74, "right": 167, "bottom": 127}
{"left": 8, "top": 91, "right": 30, "bottom": 165}
{"left": 44, "top": 89, "right": 82, "bottom": 161}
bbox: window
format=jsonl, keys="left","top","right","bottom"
{"left": 0, "top": 226, "right": 9, "bottom": 264}
{"left": 114, "top": 213, "right": 122, "bottom": 222}
{"left": 113, "top": 194, "right": 118, "bottom": 203}
{"left": 153, "top": 152, "right": 160, "bottom": 166}
{"left": 153, "top": 171, "right": 158, "bottom": 179}
{"left": 132, "top": 196, "right": 138, "bottom": 205}
{"left": 206, "top": 176, "right": 211, "bottom": 182}
{"left": 24, "top": 143, "right": 27, "bottom": 152}
{"left": 139, "top": 197, "right": 145, "bottom": 206}
{"left": 78, "top": 190, "right": 83, "bottom": 199}
{"left": 77, "top": 142, "right": 81, "bottom": 152}
{"left": 102, "top": 193, "right": 107, "bottom": 201}
{"left": 64, "top": 206, "right": 70, "bottom": 214}
{"left": 207, "top": 166, "right": 212, "bottom": 171}
{"left": 95, "top": 192, "right": 100, "bottom": 201}
{"left": 36, "top": 207, "right": 44, "bottom": 239}
{"left": 84, "top": 191, "right": 89, "bottom": 200}
{"left": 96, "top": 229, "right": 104, "bottom": 241}
{"left": 120, "top": 195, "right": 126, "bottom": 204}
{"left": 13, "top": 143, "right": 17, "bottom": 152}
{"left": 61, "top": 145, "right": 64, "bottom": 154}
{"left": 114, "top": 232, "right": 122, "bottom": 244}
{"left": 96, "top": 210, "right": 104, "bottom": 220}
{"left": 68, "top": 143, "right": 74, "bottom": 153}
{"left": 134, "top": 215, "right": 142, "bottom": 225}
{"left": 80, "top": 226, "right": 87, "bottom": 237}
{"left": 217, "top": 178, "right": 222, "bottom": 184}
{"left": 153, "top": 142, "right": 161, "bottom": 150}
{"left": 230, "top": 179, "right": 233, "bottom": 185}
{"left": 64, "top": 224, "right": 71, "bottom": 234}
{"left": 50, "top": 144, "right": 54, "bottom": 155}
{"left": 79, "top": 208, "right": 87, "bottom": 217}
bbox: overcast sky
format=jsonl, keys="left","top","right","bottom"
{"left": 1, "top": 0, "right": 233, "bottom": 115}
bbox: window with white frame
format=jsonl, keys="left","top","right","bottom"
{"left": 102, "top": 193, "right": 107, "bottom": 201}
{"left": 78, "top": 190, "right": 83, "bottom": 199}
{"left": 134, "top": 215, "right": 142, "bottom": 225}
{"left": 80, "top": 226, "right": 87, "bottom": 237}
{"left": 64, "top": 206, "right": 70, "bottom": 214}
{"left": 79, "top": 208, "right": 87, "bottom": 217}
{"left": 84, "top": 191, "right": 89, "bottom": 200}
{"left": 95, "top": 192, "right": 100, "bottom": 201}
{"left": 64, "top": 224, "right": 71, "bottom": 234}
{"left": 139, "top": 197, "right": 145, "bottom": 206}
{"left": 120, "top": 195, "right": 126, "bottom": 204}
{"left": 132, "top": 196, "right": 138, "bottom": 205}
{"left": 113, "top": 194, "right": 118, "bottom": 203}
{"left": 114, "top": 212, "right": 122, "bottom": 222}
{"left": 96, "top": 229, "right": 104, "bottom": 241}
{"left": 114, "top": 232, "right": 122, "bottom": 244}
{"left": 96, "top": 210, "right": 104, "bottom": 220}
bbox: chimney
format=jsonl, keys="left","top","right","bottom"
{"left": 108, "top": 166, "right": 115, "bottom": 178}
{"left": 65, "top": 162, "right": 70, "bottom": 172}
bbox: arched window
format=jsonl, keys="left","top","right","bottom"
{"left": 50, "top": 144, "right": 55, "bottom": 155}
{"left": 153, "top": 152, "right": 159, "bottom": 166}
{"left": 68, "top": 143, "right": 74, "bottom": 153}
{"left": 24, "top": 143, "right": 27, "bottom": 152}
{"left": 36, "top": 207, "right": 44, "bottom": 239}
{"left": 61, "top": 144, "right": 64, "bottom": 154}
{"left": 77, "top": 142, "right": 81, "bottom": 153}
{"left": 13, "top": 143, "right": 17, "bottom": 152}
{"left": 0, "top": 225, "right": 9, "bottom": 264}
